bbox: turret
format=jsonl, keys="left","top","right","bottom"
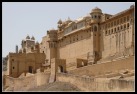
{"left": 47, "top": 28, "right": 58, "bottom": 64}
{"left": 15, "top": 45, "right": 18, "bottom": 53}
{"left": 90, "top": 7, "right": 102, "bottom": 23}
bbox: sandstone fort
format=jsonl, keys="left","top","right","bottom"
{"left": 3, "top": 5, "right": 135, "bottom": 92}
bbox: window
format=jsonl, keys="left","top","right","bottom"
{"left": 111, "top": 29, "right": 113, "bottom": 33}
{"left": 114, "top": 28, "right": 116, "bottom": 31}
{"left": 114, "top": 21, "right": 116, "bottom": 26}
{"left": 120, "top": 18, "right": 122, "bottom": 24}
{"left": 127, "top": 16, "right": 129, "bottom": 21}
{"left": 94, "top": 26, "right": 97, "bottom": 31}
{"left": 43, "top": 51, "right": 44, "bottom": 53}
{"left": 121, "top": 25, "right": 123, "bottom": 30}
{"left": 121, "top": 18, "right": 123, "bottom": 23}
{"left": 111, "top": 22, "right": 113, "bottom": 27}
{"left": 117, "top": 19, "right": 119, "bottom": 25}
{"left": 95, "top": 15, "right": 97, "bottom": 18}
{"left": 124, "top": 17, "right": 126, "bottom": 22}
{"left": 106, "top": 31, "right": 107, "bottom": 35}
{"left": 127, "top": 23, "right": 129, "bottom": 28}
{"left": 73, "top": 36, "right": 75, "bottom": 41}
{"left": 13, "top": 67, "right": 14, "bottom": 69}
{"left": 117, "top": 27, "right": 119, "bottom": 31}
{"left": 12, "top": 59, "right": 14, "bottom": 62}
{"left": 124, "top": 24, "right": 126, "bottom": 29}
{"left": 109, "top": 30, "right": 110, "bottom": 34}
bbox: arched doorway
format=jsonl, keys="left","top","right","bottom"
{"left": 58, "top": 65, "right": 64, "bottom": 73}
{"left": 29, "top": 66, "right": 33, "bottom": 73}
{"left": 81, "top": 61, "right": 84, "bottom": 66}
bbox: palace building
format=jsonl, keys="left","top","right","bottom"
{"left": 6, "top": 5, "right": 134, "bottom": 78}
{"left": 40, "top": 5, "right": 134, "bottom": 71}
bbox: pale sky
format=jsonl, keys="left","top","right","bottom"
{"left": 2, "top": 2, "right": 135, "bottom": 57}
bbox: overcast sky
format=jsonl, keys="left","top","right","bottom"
{"left": 2, "top": 2, "right": 135, "bottom": 57}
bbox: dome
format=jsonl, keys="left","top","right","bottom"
{"left": 26, "top": 35, "right": 30, "bottom": 39}
{"left": 91, "top": 7, "right": 102, "bottom": 13}
{"left": 67, "top": 17, "right": 71, "bottom": 21}
{"left": 31, "top": 36, "right": 35, "bottom": 40}
{"left": 58, "top": 19, "right": 62, "bottom": 24}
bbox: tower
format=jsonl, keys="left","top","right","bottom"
{"left": 90, "top": 7, "right": 103, "bottom": 62}
{"left": 47, "top": 29, "right": 58, "bottom": 64}
{"left": 15, "top": 45, "right": 18, "bottom": 53}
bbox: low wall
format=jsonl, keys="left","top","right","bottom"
{"left": 5, "top": 72, "right": 50, "bottom": 91}
{"left": 69, "top": 56, "right": 134, "bottom": 76}
{"left": 56, "top": 73, "right": 134, "bottom": 91}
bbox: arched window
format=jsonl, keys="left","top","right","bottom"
{"left": 105, "top": 31, "right": 107, "bottom": 35}
{"left": 94, "top": 26, "right": 97, "bottom": 31}
{"left": 127, "top": 23, "right": 129, "bottom": 28}
{"left": 94, "top": 15, "right": 97, "bottom": 18}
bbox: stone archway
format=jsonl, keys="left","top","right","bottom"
{"left": 58, "top": 65, "right": 64, "bottom": 73}
{"left": 28, "top": 66, "right": 33, "bottom": 73}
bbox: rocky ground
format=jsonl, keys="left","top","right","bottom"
{"left": 28, "top": 81, "right": 81, "bottom": 92}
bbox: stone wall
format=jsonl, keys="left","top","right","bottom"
{"left": 68, "top": 56, "right": 134, "bottom": 76}
{"left": 4, "top": 72, "right": 50, "bottom": 91}
{"left": 7, "top": 53, "right": 45, "bottom": 78}
{"left": 56, "top": 73, "right": 134, "bottom": 91}
{"left": 57, "top": 30, "right": 93, "bottom": 68}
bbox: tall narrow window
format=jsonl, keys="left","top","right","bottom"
{"left": 106, "top": 31, "right": 107, "bottom": 35}
{"left": 127, "top": 16, "right": 129, "bottom": 21}
{"left": 94, "top": 26, "right": 97, "bottom": 31}
{"left": 127, "top": 23, "right": 129, "bottom": 28}
{"left": 95, "top": 15, "right": 97, "bottom": 18}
